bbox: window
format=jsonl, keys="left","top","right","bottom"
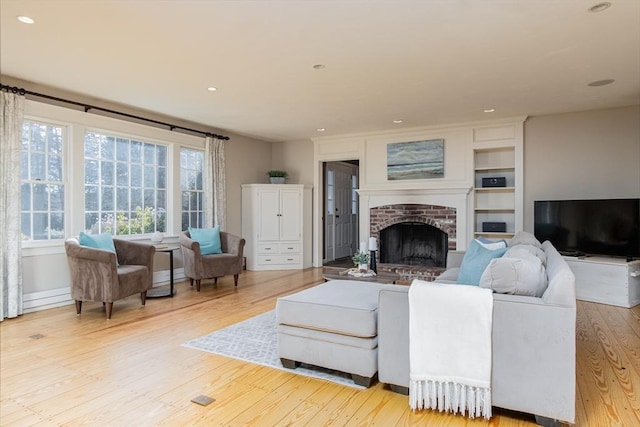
{"left": 84, "top": 132, "right": 167, "bottom": 235}
{"left": 21, "top": 120, "right": 66, "bottom": 241}
{"left": 180, "top": 148, "right": 204, "bottom": 230}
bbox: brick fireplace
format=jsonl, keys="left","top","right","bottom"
{"left": 357, "top": 187, "right": 471, "bottom": 282}
{"left": 370, "top": 204, "right": 456, "bottom": 281}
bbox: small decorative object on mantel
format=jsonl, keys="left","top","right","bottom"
{"left": 351, "top": 250, "right": 370, "bottom": 273}
{"left": 267, "top": 170, "right": 288, "bottom": 184}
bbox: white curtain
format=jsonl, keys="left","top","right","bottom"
{"left": 203, "top": 136, "right": 226, "bottom": 230}
{"left": 0, "top": 92, "right": 24, "bottom": 321}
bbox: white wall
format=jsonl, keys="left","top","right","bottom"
{"left": 523, "top": 106, "right": 640, "bottom": 231}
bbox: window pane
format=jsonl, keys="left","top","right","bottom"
{"left": 117, "top": 188, "right": 129, "bottom": 210}
{"left": 85, "top": 213, "right": 98, "bottom": 233}
{"left": 157, "top": 167, "right": 166, "bottom": 188}
{"left": 48, "top": 127, "right": 62, "bottom": 154}
{"left": 85, "top": 186, "right": 98, "bottom": 211}
{"left": 50, "top": 213, "right": 64, "bottom": 239}
{"left": 182, "top": 212, "right": 189, "bottom": 231}
{"left": 21, "top": 152, "right": 29, "bottom": 180}
{"left": 131, "top": 141, "right": 142, "bottom": 162}
{"left": 157, "top": 145, "right": 167, "bottom": 165}
{"left": 157, "top": 190, "right": 166, "bottom": 210}
{"left": 30, "top": 123, "right": 45, "bottom": 151}
{"left": 116, "top": 138, "right": 129, "bottom": 161}
{"left": 49, "top": 185, "right": 64, "bottom": 211}
{"left": 21, "top": 213, "right": 31, "bottom": 240}
{"left": 101, "top": 161, "right": 114, "bottom": 185}
{"left": 116, "top": 162, "right": 128, "bottom": 186}
{"left": 101, "top": 136, "right": 115, "bottom": 159}
{"left": 31, "top": 152, "right": 46, "bottom": 181}
{"left": 131, "top": 188, "right": 142, "bottom": 210}
{"left": 196, "top": 171, "right": 203, "bottom": 190}
{"left": 21, "top": 184, "right": 31, "bottom": 210}
{"left": 130, "top": 164, "right": 142, "bottom": 187}
{"left": 85, "top": 160, "right": 98, "bottom": 184}
{"left": 144, "top": 189, "right": 154, "bottom": 208}
{"left": 101, "top": 186, "right": 114, "bottom": 211}
{"left": 85, "top": 132, "right": 100, "bottom": 157}
{"left": 143, "top": 143, "right": 155, "bottom": 164}
{"left": 33, "top": 183, "right": 48, "bottom": 211}
{"left": 48, "top": 155, "right": 62, "bottom": 181}
{"left": 182, "top": 191, "right": 189, "bottom": 210}
{"left": 33, "top": 213, "right": 48, "bottom": 240}
{"left": 144, "top": 165, "right": 155, "bottom": 188}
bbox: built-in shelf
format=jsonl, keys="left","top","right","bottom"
{"left": 473, "top": 141, "right": 521, "bottom": 238}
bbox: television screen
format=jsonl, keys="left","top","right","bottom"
{"left": 534, "top": 199, "right": 640, "bottom": 258}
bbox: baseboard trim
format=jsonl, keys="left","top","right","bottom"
{"left": 23, "top": 268, "right": 186, "bottom": 314}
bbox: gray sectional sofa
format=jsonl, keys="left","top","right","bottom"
{"left": 378, "top": 238, "right": 577, "bottom": 425}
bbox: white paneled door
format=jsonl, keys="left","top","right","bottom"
{"left": 324, "top": 162, "right": 359, "bottom": 262}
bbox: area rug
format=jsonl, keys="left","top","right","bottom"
{"left": 182, "top": 310, "right": 365, "bottom": 389}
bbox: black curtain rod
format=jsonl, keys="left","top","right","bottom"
{"left": 0, "top": 83, "right": 230, "bottom": 140}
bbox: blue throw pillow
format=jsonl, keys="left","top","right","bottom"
{"left": 189, "top": 226, "right": 222, "bottom": 255}
{"left": 457, "top": 239, "right": 508, "bottom": 285}
{"left": 79, "top": 231, "right": 117, "bottom": 253}
{"left": 78, "top": 232, "right": 118, "bottom": 265}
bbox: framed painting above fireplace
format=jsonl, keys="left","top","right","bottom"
{"left": 386, "top": 138, "right": 444, "bottom": 180}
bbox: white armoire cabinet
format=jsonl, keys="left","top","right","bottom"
{"left": 241, "top": 184, "right": 312, "bottom": 271}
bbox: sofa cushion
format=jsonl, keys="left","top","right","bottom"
{"left": 189, "top": 226, "right": 222, "bottom": 255}
{"left": 435, "top": 267, "right": 459, "bottom": 284}
{"left": 479, "top": 255, "right": 547, "bottom": 297}
{"left": 457, "top": 239, "right": 508, "bottom": 285}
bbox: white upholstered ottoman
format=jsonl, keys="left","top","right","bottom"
{"left": 276, "top": 279, "right": 396, "bottom": 387}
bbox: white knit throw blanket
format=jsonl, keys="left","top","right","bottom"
{"left": 408, "top": 280, "right": 494, "bottom": 419}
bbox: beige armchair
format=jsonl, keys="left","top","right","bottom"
{"left": 179, "top": 231, "right": 246, "bottom": 291}
{"left": 65, "top": 238, "right": 156, "bottom": 319}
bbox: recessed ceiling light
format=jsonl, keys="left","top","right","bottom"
{"left": 393, "top": 119, "right": 403, "bottom": 124}
{"left": 588, "top": 2, "right": 611, "bottom": 13}
{"left": 207, "top": 87, "right": 218, "bottom": 92}
{"left": 17, "top": 15, "right": 34, "bottom": 24}
{"left": 312, "top": 64, "right": 326, "bottom": 70}
{"left": 316, "top": 128, "right": 326, "bottom": 132}
{"left": 483, "top": 108, "right": 496, "bottom": 113}
{"left": 588, "top": 79, "right": 615, "bottom": 87}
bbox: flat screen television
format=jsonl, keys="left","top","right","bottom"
{"left": 534, "top": 198, "right": 640, "bottom": 259}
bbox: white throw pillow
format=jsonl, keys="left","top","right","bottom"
{"left": 479, "top": 256, "right": 547, "bottom": 297}
{"left": 505, "top": 244, "right": 547, "bottom": 267}
{"left": 508, "top": 231, "right": 542, "bottom": 248}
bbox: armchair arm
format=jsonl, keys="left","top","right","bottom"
{"left": 220, "top": 232, "right": 246, "bottom": 257}
{"left": 179, "top": 232, "right": 201, "bottom": 255}
{"left": 65, "top": 239, "right": 118, "bottom": 265}
{"left": 113, "top": 239, "right": 156, "bottom": 267}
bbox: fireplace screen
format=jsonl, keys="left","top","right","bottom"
{"left": 379, "top": 222, "right": 448, "bottom": 267}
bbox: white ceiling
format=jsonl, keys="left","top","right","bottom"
{"left": 1, "top": 1, "right": 639, "bottom": 142}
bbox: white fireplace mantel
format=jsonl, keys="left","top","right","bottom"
{"left": 357, "top": 186, "right": 473, "bottom": 251}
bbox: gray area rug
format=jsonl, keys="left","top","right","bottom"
{"left": 182, "top": 310, "right": 365, "bottom": 389}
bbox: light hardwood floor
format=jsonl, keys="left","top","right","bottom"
{"left": 1, "top": 268, "right": 639, "bottom": 426}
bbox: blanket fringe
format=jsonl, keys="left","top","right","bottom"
{"left": 409, "top": 380, "right": 492, "bottom": 420}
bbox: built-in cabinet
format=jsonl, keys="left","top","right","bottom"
{"left": 472, "top": 123, "right": 524, "bottom": 239}
{"left": 241, "top": 184, "right": 312, "bottom": 271}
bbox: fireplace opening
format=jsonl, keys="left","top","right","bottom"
{"left": 379, "top": 222, "right": 448, "bottom": 267}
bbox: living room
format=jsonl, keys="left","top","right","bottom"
{"left": 1, "top": 1, "right": 639, "bottom": 425}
